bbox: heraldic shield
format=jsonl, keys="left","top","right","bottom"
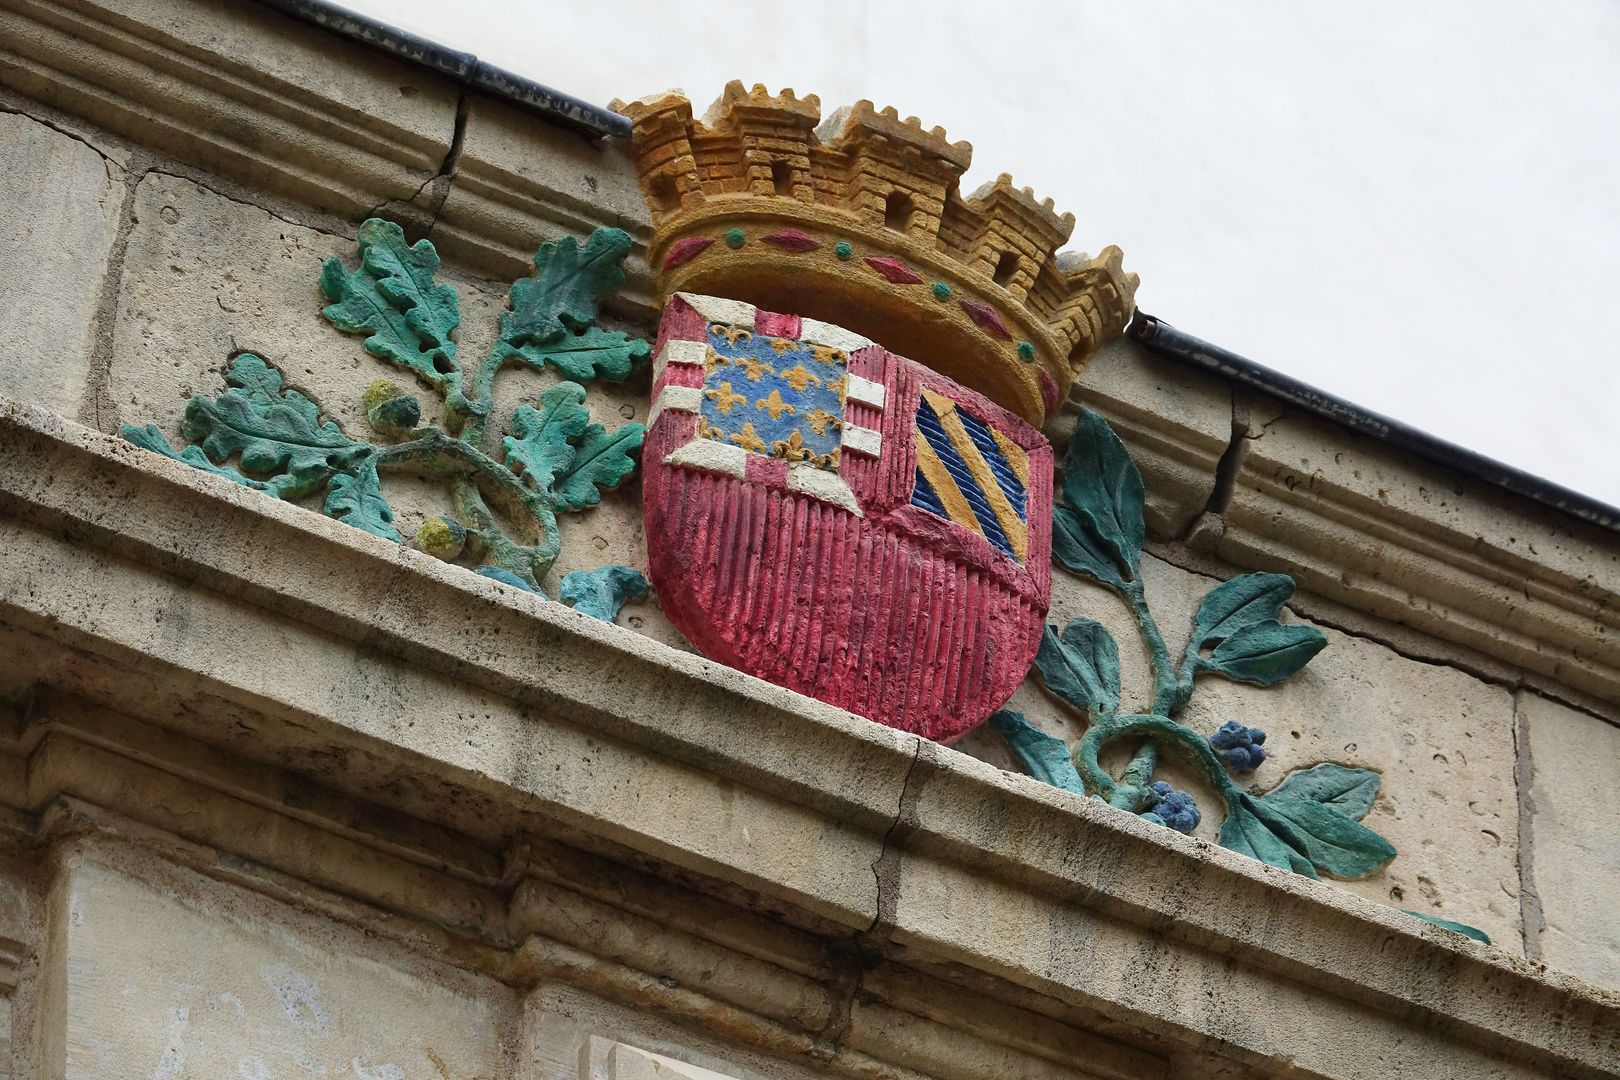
{"left": 643, "top": 293, "right": 1053, "bottom": 743}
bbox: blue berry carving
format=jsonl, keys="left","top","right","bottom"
{"left": 1141, "top": 781, "right": 1201, "bottom": 834}
{"left": 1210, "top": 720, "right": 1267, "bottom": 772}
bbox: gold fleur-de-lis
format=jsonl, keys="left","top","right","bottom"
{"left": 705, "top": 345, "right": 728, "bottom": 370}
{"left": 697, "top": 417, "right": 723, "bottom": 442}
{"left": 779, "top": 364, "right": 822, "bottom": 392}
{"left": 710, "top": 324, "right": 753, "bottom": 346}
{"left": 812, "top": 450, "right": 840, "bottom": 471}
{"left": 805, "top": 407, "right": 842, "bottom": 436}
{"left": 705, "top": 381, "right": 748, "bottom": 414}
{"left": 730, "top": 421, "right": 766, "bottom": 453}
{"left": 826, "top": 375, "right": 847, "bottom": 401}
{"left": 737, "top": 355, "right": 773, "bottom": 381}
{"left": 773, "top": 429, "right": 813, "bottom": 462}
{"left": 810, "top": 343, "right": 847, "bottom": 366}
{"left": 756, "top": 388, "right": 796, "bottom": 421}
{"left": 769, "top": 337, "right": 796, "bottom": 354}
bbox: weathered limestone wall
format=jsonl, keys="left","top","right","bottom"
{"left": 1, "top": 0, "right": 1619, "bottom": 1075}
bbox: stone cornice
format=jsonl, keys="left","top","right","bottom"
{"left": 0, "top": 402, "right": 1615, "bottom": 1079}
{"left": 1214, "top": 403, "right": 1620, "bottom": 706}
{"left": 4, "top": 0, "right": 1618, "bottom": 716}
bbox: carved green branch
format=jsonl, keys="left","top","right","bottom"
{"left": 995, "top": 409, "right": 1422, "bottom": 891}
{"left": 121, "top": 219, "right": 651, "bottom": 621}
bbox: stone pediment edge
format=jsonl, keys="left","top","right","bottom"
{"left": 0, "top": 400, "right": 1616, "bottom": 1077}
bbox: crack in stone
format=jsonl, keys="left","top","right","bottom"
{"left": 811, "top": 735, "right": 926, "bottom": 1060}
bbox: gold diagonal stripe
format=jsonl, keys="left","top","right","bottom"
{"left": 931, "top": 398, "right": 1029, "bottom": 561}
{"left": 913, "top": 431, "right": 984, "bottom": 540}
{"left": 989, "top": 425, "right": 1030, "bottom": 488}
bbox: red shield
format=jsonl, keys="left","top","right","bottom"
{"left": 642, "top": 294, "right": 1052, "bottom": 742}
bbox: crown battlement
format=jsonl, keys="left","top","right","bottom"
{"left": 613, "top": 82, "right": 1138, "bottom": 424}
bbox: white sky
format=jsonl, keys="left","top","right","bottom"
{"left": 350, "top": 0, "right": 1620, "bottom": 506}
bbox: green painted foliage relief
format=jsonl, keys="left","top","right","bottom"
{"left": 122, "top": 220, "right": 651, "bottom": 618}
{"left": 998, "top": 408, "right": 1486, "bottom": 941}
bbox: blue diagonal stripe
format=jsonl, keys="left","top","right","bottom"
{"left": 915, "top": 396, "right": 1015, "bottom": 557}
{"left": 953, "top": 406, "right": 1027, "bottom": 521}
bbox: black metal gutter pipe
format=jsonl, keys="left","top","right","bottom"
{"left": 254, "top": 0, "right": 632, "bottom": 139}
{"left": 1129, "top": 312, "right": 1620, "bottom": 533}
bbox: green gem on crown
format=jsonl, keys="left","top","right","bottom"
{"left": 1017, "top": 340, "right": 1036, "bottom": 361}
{"left": 930, "top": 282, "right": 951, "bottom": 300}
{"left": 723, "top": 227, "right": 746, "bottom": 249}
{"left": 834, "top": 241, "right": 853, "bottom": 261}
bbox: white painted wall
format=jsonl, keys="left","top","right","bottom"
{"left": 352, "top": 0, "right": 1620, "bottom": 505}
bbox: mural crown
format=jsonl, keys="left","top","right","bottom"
{"left": 612, "top": 82, "right": 1139, "bottom": 425}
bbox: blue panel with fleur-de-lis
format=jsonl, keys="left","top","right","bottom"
{"left": 699, "top": 323, "right": 848, "bottom": 471}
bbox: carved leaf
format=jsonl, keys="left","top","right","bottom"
{"left": 1265, "top": 762, "right": 1381, "bottom": 820}
{"left": 560, "top": 564, "right": 650, "bottom": 621}
{"left": 1052, "top": 505, "right": 1129, "bottom": 590}
{"left": 499, "top": 228, "right": 635, "bottom": 348}
{"left": 320, "top": 219, "right": 461, "bottom": 391}
{"left": 1054, "top": 411, "right": 1144, "bottom": 584}
{"left": 1251, "top": 793, "right": 1397, "bottom": 880}
{"left": 1202, "top": 622, "right": 1327, "bottom": 687}
{"left": 988, "top": 711, "right": 1086, "bottom": 795}
{"left": 1217, "top": 794, "right": 1318, "bottom": 878}
{"left": 1221, "top": 772, "right": 1398, "bottom": 880}
{"left": 179, "top": 354, "right": 367, "bottom": 498}
{"left": 1403, "top": 911, "right": 1490, "bottom": 944}
{"left": 121, "top": 424, "right": 273, "bottom": 491}
{"left": 1187, "top": 572, "right": 1326, "bottom": 687}
{"left": 1189, "top": 572, "right": 1293, "bottom": 649}
{"left": 503, "top": 383, "right": 592, "bottom": 493}
{"left": 1034, "top": 618, "right": 1121, "bottom": 719}
{"left": 512, "top": 325, "right": 650, "bottom": 383}
{"left": 551, "top": 420, "right": 645, "bottom": 512}
{"left": 323, "top": 460, "right": 400, "bottom": 542}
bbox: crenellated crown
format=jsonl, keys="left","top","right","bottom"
{"left": 612, "top": 82, "right": 1139, "bottom": 426}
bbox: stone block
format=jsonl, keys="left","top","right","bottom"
{"left": 45, "top": 849, "right": 512, "bottom": 1078}
{"left": 0, "top": 112, "right": 126, "bottom": 419}
{"left": 985, "top": 551, "right": 1522, "bottom": 944}
{"left": 0, "top": 0, "right": 457, "bottom": 218}
{"left": 1057, "top": 335, "right": 1233, "bottom": 539}
{"left": 1521, "top": 691, "right": 1620, "bottom": 989}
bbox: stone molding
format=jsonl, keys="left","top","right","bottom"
{"left": 1215, "top": 404, "right": 1620, "bottom": 704}
{"left": 0, "top": 402, "right": 1615, "bottom": 1079}
{"left": 0, "top": 0, "right": 459, "bottom": 218}
{"left": 4, "top": 0, "right": 1619, "bottom": 716}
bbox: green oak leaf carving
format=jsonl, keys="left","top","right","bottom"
{"left": 323, "top": 460, "right": 400, "bottom": 542}
{"left": 560, "top": 564, "right": 650, "bottom": 622}
{"left": 503, "top": 382, "right": 593, "bottom": 494}
{"left": 500, "top": 230, "right": 635, "bottom": 348}
{"left": 125, "top": 222, "right": 654, "bottom": 594}
{"left": 511, "top": 324, "right": 650, "bottom": 383}
{"left": 320, "top": 218, "right": 461, "bottom": 393}
{"left": 550, "top": 419, "right": 646, "bottom": 511}
{"left": 178, "top": 354, "right": 368, "bottom": 497}
{"left": 121, "top": 425, "right": 273, "bottom": 491}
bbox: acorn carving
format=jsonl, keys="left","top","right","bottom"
{"left": 364, "top": 379, "right": 422, "bottom": 438}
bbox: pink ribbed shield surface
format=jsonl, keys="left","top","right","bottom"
{"left": 642, "top": 295, "right": 1052, "bottom": 742}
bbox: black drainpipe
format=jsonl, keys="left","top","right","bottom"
{"left": 254, "top": 0, "right": 632, "bottom": 139}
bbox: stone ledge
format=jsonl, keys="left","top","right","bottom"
{"left": 0, "top": 402, "right": 1615, "bottom": 1078}
{"left": 1216, "top": 403, "right": 1620, "bottom": 704}
{"left": 0, "top": 0, "right": 458, "bottom": 218}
